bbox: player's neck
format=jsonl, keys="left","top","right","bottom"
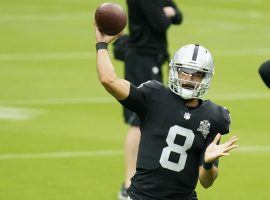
{"left": 184, "top": 98, "right": 200, "bottom": 108}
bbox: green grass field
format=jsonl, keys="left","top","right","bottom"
{"left": 0, "top": 0, "right": 270, "bottom": 199}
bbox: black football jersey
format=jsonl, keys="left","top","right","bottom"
{"left": 119, "top": 80, "right": 231, "bottom": 200}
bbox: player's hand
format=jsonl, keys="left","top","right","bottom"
{"left": 204, "top": 133, "right": 239, "bottom": 163}
{"left": 163, "top": 6, "right": 176, "bottom": 18}
{"left": 95, "top": 24, "right": 122, "bottom": 44}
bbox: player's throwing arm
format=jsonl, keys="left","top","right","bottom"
{"left": 94, "top": 3, "right": 130, "bottom": 100}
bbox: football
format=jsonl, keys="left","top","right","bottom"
{"left": 95, "top": 3, "right": 127, "bottom": 35}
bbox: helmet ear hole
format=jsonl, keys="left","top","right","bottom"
{"left": 168, "top": 44, "right": 214, "bottom": 99}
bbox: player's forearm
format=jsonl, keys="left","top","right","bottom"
{"left": 199, "top": 166, "right": 218, "bottom": 188}
{"left": 97, "top": 49, "right": 118, "bottom": 86}
{"left": 96, "top": 48, "right": 130, "bottom": 100}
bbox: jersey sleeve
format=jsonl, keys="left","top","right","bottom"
{"left": 218, "top": 107, "right": 231, "bottom": 135}
{"left": 118, "top": 83, "right": 146, "bottom": 116}
{"left": 118, "top": 80, "right": 159, "bottom": 117}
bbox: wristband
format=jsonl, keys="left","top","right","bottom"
{"left": 96, "top": 42, "right": 108, "bottom": 51}
{"left": 203, "top": 161, "right": 213, "bottom": 170}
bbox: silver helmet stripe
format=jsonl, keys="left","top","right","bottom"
{"left": 192, "top": 44, "right": 200, "bottom": 61}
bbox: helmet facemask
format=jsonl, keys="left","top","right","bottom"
{"left": 168, "top": 44, "right": 214, "bottom": 99}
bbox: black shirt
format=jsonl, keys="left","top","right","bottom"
{"left": 127, "top": 0, "right": 183, "bottom": 56}
{"left": 119, "top": 81, "right": 231, "bottom": 200}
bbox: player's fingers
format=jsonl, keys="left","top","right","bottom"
{"left": 117, "top": 30, "right": 124, "bottom": 36}
{"left": 220, "top": 153, "right": 230, "bottom": 156}
{"left": 225, "top": 136, "right": 239, "bottom": 147}
{"left": 109, "top": 30, "right": 124, "bottom": 41}
{"left": 105, "top": 35, "right": 118, "bottom": 43}
{"left": 102, "top": 30, "right": 122, "bottom": 43}
{"left": 230, "top": 135, "right": 238, "bottom": 141}
{"left": 94, "top": 23, "right": 106, "bottom": 36}
{"left": 224, "top": 144, "right": 239, "bottom": 153}
{"left": 213, "top": 133, "right": 221, "bottom": 144}
{"left": 94, "top": 24, "right": 98, "bottom": 32}
{"left": 231, "top": 137, "right": 239, "bottom": 145}
{"left": 95, "top": 25, "right": 102, "bottom": 35}
{"left": 95, "top": 27, "right": 101, "bottom": 39}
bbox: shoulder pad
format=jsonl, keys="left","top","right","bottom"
{"left": 138, "top": 80, "right": 164, "bottom": 90}
{"left": 220, "top": 106, "right": 231, "bottom": 121}
{"left": 207, "top": 101, "right": 231, "bottom": 135}
{"left": 218, "top": 106, "right": 231, "bottom": 134}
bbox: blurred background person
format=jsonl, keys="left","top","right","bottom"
{"left": 259, "top": 60, "right": 270, "bottom": 88}
{"left": 116, "top": 0, "right": 183, "bottom": 199}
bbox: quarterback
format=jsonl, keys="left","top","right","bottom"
{"left": 94, "top": 25, "right": 239, "bottom": 200}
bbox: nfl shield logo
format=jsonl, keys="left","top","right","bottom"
{"left": 184, "top": 112, "right": 191, "bottom": 120}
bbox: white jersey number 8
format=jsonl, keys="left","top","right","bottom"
{"left": 159, "top": 125, "right": 195, "bottom": 172}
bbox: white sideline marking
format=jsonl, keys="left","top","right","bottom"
{"left": 0, "top": 146, "right": 269, "bottom": 160}
{"left": 0, "top": 6, "right": 267, "bottom": 22}
{"left": 214, "top": 48, "right": 270, "bottom": 56}
{"left": 0, "top": 93, "right": 269, "bottom": 106}
{"left": 208, "top": 0, "right": 263, "bottom": 4}
{"left": 0, "top": 52, "right": 95, "bottom": 61}
{"left": 0, "top": 13, "right": 90, "bottom": 22}
{"left": 0, "top": 106, "right": 43, "bottom": 120}
{"left": 236, "top": 146, "right": 270, "bottom": 152}
{"left": 0, "top": 150, "right": 124, "bottom": 160}
{"left": 0, "top": 97, "right": 114, "bottom": 105}
{"left": 210, "top": 93, "right": 270, "bottom": 101}
{"left": 0, "top": 48, "right": 269, "bottom": 61}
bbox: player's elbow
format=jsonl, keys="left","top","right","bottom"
{"left": 200, "top": 181, "right": 214, "bottom": 189}
{"left": 100, "top": 80, "right": 113, "bottom": 90}
{"left": 199, "top": 171, "right": 218, "bottom": 189}
{"left": 99, "top": 76, "right": 110, "bottom": 85}
{"left": 99, "top": 75, "right": 115, "bottom": 88}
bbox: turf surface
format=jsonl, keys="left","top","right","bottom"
{"left": 0, "top": 0, "right": 270, "bottom": 199}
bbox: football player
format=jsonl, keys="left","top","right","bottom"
{"left": 259, "top": 60, "right": 270, "bottom": 88}
{"left": 117, "top": 1, "right": 182, "bottom": 199}
{"left": 95, "top": 26, "right": 239, "bottom": 200}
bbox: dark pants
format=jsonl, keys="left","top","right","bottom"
{"left": 123, "top": 49, "right": 166, "bottom": 126}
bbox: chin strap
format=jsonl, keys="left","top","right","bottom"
{"left": 182, "top": 98, "right": 193, "bottom": 103}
